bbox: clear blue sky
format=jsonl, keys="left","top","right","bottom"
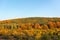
{"left": 0, "top": 0, "right": 60, "bottom": 20}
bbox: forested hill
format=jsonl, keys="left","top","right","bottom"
{"left": 0, "top": 17, "right": 60, "bottom": 29}
{"left": 0, "top": 17, "right": 60, "bottom": 40}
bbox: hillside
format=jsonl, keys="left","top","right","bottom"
{"left": 0, "top": 17, "right": 60, "bottom": 29}
{"left": 0, "top": 17, "right": 60, "bottom": 40}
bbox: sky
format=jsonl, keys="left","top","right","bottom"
{"left": 0, "top": 0, "right": 60, "bottom": 20}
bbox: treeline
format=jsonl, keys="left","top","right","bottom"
{"left": 0, "top": 21, "right": 60, "bottom": 30}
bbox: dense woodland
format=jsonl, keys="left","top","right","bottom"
{"left": 0, "top": 17, "right": 60, "bottom": 40}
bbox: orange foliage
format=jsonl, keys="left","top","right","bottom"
{"left": 56, "top": 22, "right": 60, "bottom": 28}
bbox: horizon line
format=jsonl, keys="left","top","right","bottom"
{"left": 0, "top": 16, "right": 60, "bottom": 21}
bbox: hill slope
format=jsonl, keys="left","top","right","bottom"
{"left": 0, "top": 17, "right": 60, "bottom": 40}
{"left": 0, "top": 17, "right": 60, "bottom": 29}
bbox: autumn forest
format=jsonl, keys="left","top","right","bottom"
{"left": 0, "top": 17, "right": 60, "bottom": 40}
